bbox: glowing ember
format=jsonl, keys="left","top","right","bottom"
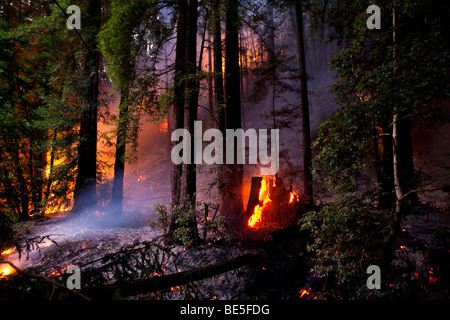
{"left": 95, "top": 210, "right": 106, "bottom": 217}
{"left": 1, "top": 248, "right": 14, "bottom": 256}
{"left": 48, "top": 265, "right": 72, "bottom": 277}
{"left": 248, "top": 177, "right": 272, "bottom": 228}
{"left": 159, "top": 118, "right": 169, "bottom": 133}
{"left": 289, "top": 191, "right": 297, "bottom": 204}
{"left": 0, "top": 264, "right": 15, "bottom": 277}
{"left": 299, "top": 288, "right": 311, "bottom": 298}
{"left": 136, "top": 168, "right": 147, "bottom": 182}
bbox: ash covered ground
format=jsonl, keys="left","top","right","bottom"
{"left": 1, "top": 202, "right": 449, "bottom": 300}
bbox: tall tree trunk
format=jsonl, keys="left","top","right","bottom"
{"left": 295, "top": 1, "right": 314, "bottom": 210}
{"left": 73, "top": 0, "right": 101, "bottom": 213}
{"left": 213, "top": 0, "right": 225, "bottom": 134}
{"left": 170, "top": 0, "right": 187, "bottom": 209}
{"left": 110, "top": 90, "right": 129, "bottom": 216}
{"left": 378, "top": 125, "right": 395, "bottom": 208}
{"left": 222, "top": 0, "right": 244, "bottom": 229}
{"left": 385, "top": 8, "right": 417, "bottom": 260}
{"left": 396, "top": 116, "right": 417, "bottom": 206}
{"left": 212, "top": 0, "right": 227, "bottom": 217}
{"left": 208, "top": 34, "right": 213, "bottom": 114}
{"left": 181, "top": 0, "right": 198, "bottom": 203}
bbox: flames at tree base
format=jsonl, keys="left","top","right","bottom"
{"left": 245, "top": 176, "right": 301, "bottom": 233}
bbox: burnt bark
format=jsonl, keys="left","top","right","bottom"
{"left": 295, "top": 1, "right": 314, "bottom": 211}
{"left": 243, "top": 177, "right": 263, "bottom": 225}
{"left": 73, "top": 0, "right": 101, "bottom": 213}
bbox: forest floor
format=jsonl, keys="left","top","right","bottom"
{"left": 1, "top": 202, "right": 449, "bottom": 300}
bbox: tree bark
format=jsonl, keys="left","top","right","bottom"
{"left": 181, "top": 0, "right": 198, "bottom": 203}
{"left": 213, "top": 0, "right": 225, "bottom": 135}
{"left": 73, "top": 0, "right": 101, "bottom": 213}
{"left": 222, "top": 0, "right": 244, "bottom": 229}
{"left": 170, "top": 0, "right": 187, "bottom": 209}
{"left": 295, "top": 1, "right": 314, "bottom": 210}
{"left": 110, "top": 90, "right": 129, "bottom": 216}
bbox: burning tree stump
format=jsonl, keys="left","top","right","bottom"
{"left": 243, "top": 177, "right": 263, "bottom": 224}
{"left": 243, "top": 176, "right": 302, "bottom": 240}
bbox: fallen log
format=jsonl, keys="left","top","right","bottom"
{"left": 83, "top": 253, "right": 257, "bottom": 299}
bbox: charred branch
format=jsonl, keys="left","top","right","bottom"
{"left": 83, "top": 253, "right": 257, "bottom": 299}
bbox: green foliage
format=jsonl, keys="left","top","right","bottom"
{"left": 151, "top": 197, "right": 231, "bottom": 247}
{"left": 300, "top": 188, "right": 386, "bottom": 297}
{"left": 0, "top": 1, "right": 83, "bottom": 220}
{"left": 301, "top": 0, "right": 450, "bottom": 298}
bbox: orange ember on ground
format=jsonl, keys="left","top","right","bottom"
{"left": 299, "top": 288, "right": 311, "bottom": 298}
{"left": 1, "top": 248, "right": 14, "bottom": 256}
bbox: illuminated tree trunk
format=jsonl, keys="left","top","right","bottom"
{"left": 295, "top": 1, "right": 314, "bottom": 210}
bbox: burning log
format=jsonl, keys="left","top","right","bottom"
{"left": 83, "top": 253, "right": 257, "bottom": 299}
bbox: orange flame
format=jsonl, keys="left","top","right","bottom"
{"left": 0, "top": 247, "right": 17, "bottom": 277}
{"left": 248, "top": 177, "right": 272, "bottom": 228}
{"left": 159, "top": 118, "right": 168, "bottom": 133}
{"left": 1, "top": 248, "right": 14, "bottom": 256}
{"left": 48, "top": 265, "right": 72, "bottom": 277}
{"left": 289, "top": 191, "right": 297, "bottom": 204}
{"left": 299, "top": 288, "right": 311, "bottom": 298}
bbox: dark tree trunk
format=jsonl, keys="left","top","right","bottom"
{"left": 222, "top": 0, "right": 244, "bottom": 229}
{"left": 73, "top": 0, "right": 101, "bottom": 213}
{"left": 181, "top": 0, "right": 198, "bottom": 203}
{"left": 378, "top": 125, "right": 395, "bottom": 208}
{"left": 396, "top": 116, "right": 418, "bottom": 207}
{"left": 181, "top": 0, "right": 199, "bottom": 246}
{"left": 110, "top": 90, "right": 129, "bottom": 215}
{"left": 212, "top": 0, "right": 227, "bottom": 219}
{"left": 168, "top": 0, "right": 200, "bottom": 244}
{"left": 213, "top": 0, "right": 225, "bottom": 134}
{"left": 295, "top": 1, "right": 314, "bottom": 211}
{"left": 170, "top": 0, "right": 187, "bottom": 209}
